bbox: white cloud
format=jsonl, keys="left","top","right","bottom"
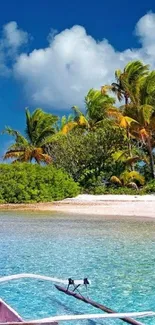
{"left": 135, "top": 12, "right": 155, "bottom": 61}
{"left": 136, "top": 12, "right": 155, "bottom": 45}
{"left": 0, "top": 21, "right": 28, "bottom": 76}
{"left": 11, "top": 12, "right": 155, "bottom": 109}
{"left": 2, "top": 21, "right": 28, "bottom": 51}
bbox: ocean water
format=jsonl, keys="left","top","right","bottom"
{"left": 0, "top": 212, "right": 155, "bottom": 325}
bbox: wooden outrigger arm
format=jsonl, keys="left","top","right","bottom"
{"left": 55, "top": 284, "right": 146, "bottom": 325}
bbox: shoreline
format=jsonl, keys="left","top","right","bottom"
{"left": 0, "top": 194, "right": 155, "bottom": 218}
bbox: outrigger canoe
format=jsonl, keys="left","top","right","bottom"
{"left": 0, "top": 297, "right": 58, "bottom": 325}
{"left": 0, "top": 273, "right": 155, "bottom": 325}
{"left": 0, "top": 298, "right": 22, "bottom": 323}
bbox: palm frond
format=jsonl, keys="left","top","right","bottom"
{"left": 72, "top": 106, "right": 84, "bottom": 118}
{"left": 115, "top": 69, "right": 122, "bottom": 82}
{"left": 101, "top": 85, "right": 112, "bottom": 95}
{"left": 32, "top": 148, "right": 52, "bottom": 164}
{"left": 3, "top": 149, "right": 25, "bottom": 160}
{"left": 3, "top": 127, "right": 28, "bottom": 146}
{"left": 61, "top": 121, "right": 78, "bottom": 134}
{"left": 110, "top": 176, "right": 122, "bottom": 186}
{"left": 112, "top": 150, "right": 128, "bottom": 162}
{"left": 120, "top": 170, "right": 145, "bottom": 186}
{"left": 25, "top": 108, "right": 58, "bottom": 145}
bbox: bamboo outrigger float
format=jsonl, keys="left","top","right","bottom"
{"left": 0, "top": 274, "right": 154, "bottom": 324}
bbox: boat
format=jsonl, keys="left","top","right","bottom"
{"left": 0, "top": 274, "right": 154, "bottom": 325}
{"left": 0, "top": 298, "right": 22, "bottom": 323}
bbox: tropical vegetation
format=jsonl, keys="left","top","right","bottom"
{"left": 3, "top": 108, "right": 58, "bottom": 164}
{"left": 2, "top": 59, "right": 155, "bottom": 201}
{"left": 0, "top": 163, "right": 80, "bottom": 203}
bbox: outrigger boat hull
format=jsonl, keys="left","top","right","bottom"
{"left": 0, "top": 299, "right": 22, "bottom": 323}
{"left": 0, "top": 299, "right": 58, "bottom": 325}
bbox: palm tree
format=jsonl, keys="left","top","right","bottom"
{"left": 126, "top": 104, "right": 155, "bottom": 179}
{"left": 107, "top": 107, "right": 138, "bottom": 170}
{"left": 138, "top": 71, "right": 155, "bottom": 106}
{"left": 102, "top": 62, "right": 151, "bottom": 172}
{"left": 108, "top": 101, "right": 155, "bottom": 178}
{"left": 85, "top": 88, "right": 115, "bottom": 123}
{"left": 54, "top": 89, "right": 115, "bottom": 135}
{"left": 123, "top": 70, "right": 155, "bottom": 179}
{"left": 102, "top": 60, "right": 149, "bottom": 105}
{"left": 109, "top": 67, "right": 155, "bottom": 178}
{"left": 3, "top": 108, "right": 58, "bottom": 164}
{"left": 72, "top": 105, "right": 89, "bottom": 129}
{"left": 71, "top": 88, "right": 116, "bottom": 131}
{"left": 55, "top": 114, "right": 77, "bottom": 135}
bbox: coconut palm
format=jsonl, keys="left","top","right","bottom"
{"left": 107, "top": 106, "right": 138, "bottom": 170}
{"left": 55, "top": 89, "right": 115, "bottom": 135}
{"left": 71, "top": 88, "right": 116, "bottom": 131}
{"left": 108, "top": 102, "right": 155, "bottom": 177}
{"left": 85, "top": 88, "right": 115, "bottom": 123}
{"left": 102, "top": 60, "right": 149, "bottom": 105}
{"left": 125, "top": 104, "right": 155, "bottom": 179}
{"left": 72, "top": 105, "right": 89, "bottom": 129}
{"left": 122, "top": 70, "right": 155, "bottom": 179}
{"left": 55, "top": 114, "right": 77, "bottom": 135}
{"left": 3, "top": 108, "right": 58, "bottom": 164}
{"left": 106, "top": 66, "right": 155, "bottom": 177}
{"left": 138, "top": 71, "right": 155, "bottom": 106}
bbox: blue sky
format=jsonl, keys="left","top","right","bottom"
{"left": 1, "top": 0, "right": 155, "bottom": 156}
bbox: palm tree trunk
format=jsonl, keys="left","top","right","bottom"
{"left": 125, "top": 95, "right": 134, "bottom": 170}
{"left": 147, "top": 138, "right": 155, "bottom": 179}
{"left": 127, "top": 128, "right": 134, "bottom": 171}
{"left": 125, "top": 94, "right": 128, "bottom": 106}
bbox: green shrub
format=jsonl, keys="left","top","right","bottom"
{"left": 105, "top": 187, "right": 142, "bottom": 195}
{"left": 87, "top": 185, "right": 144, "bottom": 195}
{"left": 0, "top": 163, "right": 80, "bottom": 203}
{"left": 144, "top": 180, "right": 155, "bottom": 193}
{"left": 90, "top": 185, "right": 107, "bottom": 195}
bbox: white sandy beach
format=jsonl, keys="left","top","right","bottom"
{"left": 0, "top": 194, "right": 155, "bottom": 218}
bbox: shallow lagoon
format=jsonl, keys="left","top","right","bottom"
{"left": 0, "top": 212, "right": 155, "bottom": 325}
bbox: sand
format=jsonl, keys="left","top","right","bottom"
{"left": 0, "top": 194, "right": 155, "bottom": 218}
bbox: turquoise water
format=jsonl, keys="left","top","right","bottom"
{"left": 0, "top": 212, "right": 155, "bottom": 325}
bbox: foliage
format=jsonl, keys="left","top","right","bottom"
{"left": 3, "top": 108, "right": 58, "bottom": 163}
{"left": 110, "top": 171, "right": 145, "bottom": 191}
{"left": 123, "top": 96, "right": 155, "bottom": 179}
{"left": 0, "top": 163, "right": 80, "bottom": 203}
{"left": 46, "top": 124, "right": 126, "bottom": 185}
{"left": 70, "top": 89, "right": 116, "bottom": 131}
{"left": 104, "top": 62, "right": 155, "bottom": 179}
{"left": 1, "top": 59, "right": 155, "bottom": 198}
{"left": 55, "top": 114, "right": 78, "bottom": 135}
{"left": 144, "top": 180, "right": 155, "bottom": 193}
{"left": 102, "top": 60, "right": 149, "bottom": 105}
{"left": 105, "top": 187, "right": 143, "bottom": 195}
{"left": 85, "top": 88, "right": 115, "bottom": 124}
{"left": 87, "top": 185, "right": 143, "bottom": 195}
{"left": 120, "top": 170, "right": 145, "bottom": 186}
{"left": 139, "top": 71, "right": 155, "bottom": 106}
{"left": 110, "top": 176, "right": 122, "bottom": 186}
